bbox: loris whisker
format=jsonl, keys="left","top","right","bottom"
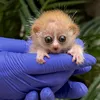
{"left": 71, "top": 11, "right": 78, "bottom": 19}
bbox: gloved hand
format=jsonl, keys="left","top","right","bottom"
{"left": 0, "top": 37, "right": 96, "bottom": 100}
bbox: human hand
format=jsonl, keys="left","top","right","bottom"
{"left": 0, "top": 37, "right": 96, "bottom": 100}
{"left": 25, "top": 65, "right": 93, "bottom": 100}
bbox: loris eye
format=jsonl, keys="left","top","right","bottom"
{"left": 45, "top": 36, "right": 53, "bottom": 43}
{"left": 59, "top": 35, "right": 66, "bottom": 42}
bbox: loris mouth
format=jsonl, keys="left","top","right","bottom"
{"left": 48, "top": 49, "right": 66, "bottom": 53}
{"left": 49, "top": 50, "right": 61, "bottom": 53}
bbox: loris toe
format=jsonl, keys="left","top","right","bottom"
{"left": 36, "top": 58, "right": 46, "bottom": 64}
{"left": 76, "top": 55, "right": 84, "bottom": 65}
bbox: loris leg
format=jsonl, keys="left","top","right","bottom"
{"left": 67, "top": 44, "right": 84, "bottom": 64}
{"left": 36, "top": 49, "right": 50, "bottom": 64}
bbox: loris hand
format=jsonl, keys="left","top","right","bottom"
{"left": 0, "top": 37, "right": 96, "bottom": 100}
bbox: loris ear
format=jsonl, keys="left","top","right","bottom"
{"left": 68, "top": 24, "right": 80, "bottom": 36}
{"left": 31, "top": 24, "right": 43, "bottom": 37}
{"left": 32, "top": 24, "right": 40, "bottom": 33}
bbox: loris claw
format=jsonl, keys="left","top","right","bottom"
{"left": 36, "top": 49, "right": 50, "bottom": 64}
{"left": 30, "top": 10, "right": 84, "bottom": 64}
{"left": 67, "top": 44, "right": 84, "bottom": 64}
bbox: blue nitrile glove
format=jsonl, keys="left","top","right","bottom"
{"left": 0, "top": 37, "right": 96, "bottom": 100}
{"left": 25, "top": 66, "right": 92, "bottom": 100}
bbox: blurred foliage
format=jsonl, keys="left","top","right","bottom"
{"left": 0, "top": 0, "right": 21, "bottom": 38}
{"left": 81, "top": 75, "right": 100, "bottom": 100}
{"left": 78, "top": 17, "right": 100, "bottom": 86}
{"left": 0, "top": 0, "right": 100, "bottom": 100}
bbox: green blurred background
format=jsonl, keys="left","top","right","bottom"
{"left": 0, "top": 0, "right": 100, "bottom": 100}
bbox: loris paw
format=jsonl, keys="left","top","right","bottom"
{"left": 67, "top": 45, "right": 84, "bottom": 64}
{"left": 36, "top": 51, "right": 50, "bottom": 64}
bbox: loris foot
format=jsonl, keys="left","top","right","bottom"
{"left": 67, "top": 44, "right": 84, "bottom": 64}
{"left": 36, "top": 50, "right": 50, "bottom": 64}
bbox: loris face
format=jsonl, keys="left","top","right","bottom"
{"left": 35, "top": 22, "right": 78, "bottom": 53}
{"left": 42, "top": 33, "right": 67, "bottom": 53}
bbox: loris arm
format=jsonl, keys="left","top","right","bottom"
{"left": 68, "top": 42, "right": 84, "bottom": 64}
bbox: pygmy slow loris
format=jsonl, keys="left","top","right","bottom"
{"left": 29, "top": 10, "right": 84, "bottom": 64}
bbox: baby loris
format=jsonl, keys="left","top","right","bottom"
{"left": 29, "top": 10, "right": 84, "bottom": 64}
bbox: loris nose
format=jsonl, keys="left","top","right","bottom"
{"left": 53, "top": 47, "right": 58, "bottom": 51}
